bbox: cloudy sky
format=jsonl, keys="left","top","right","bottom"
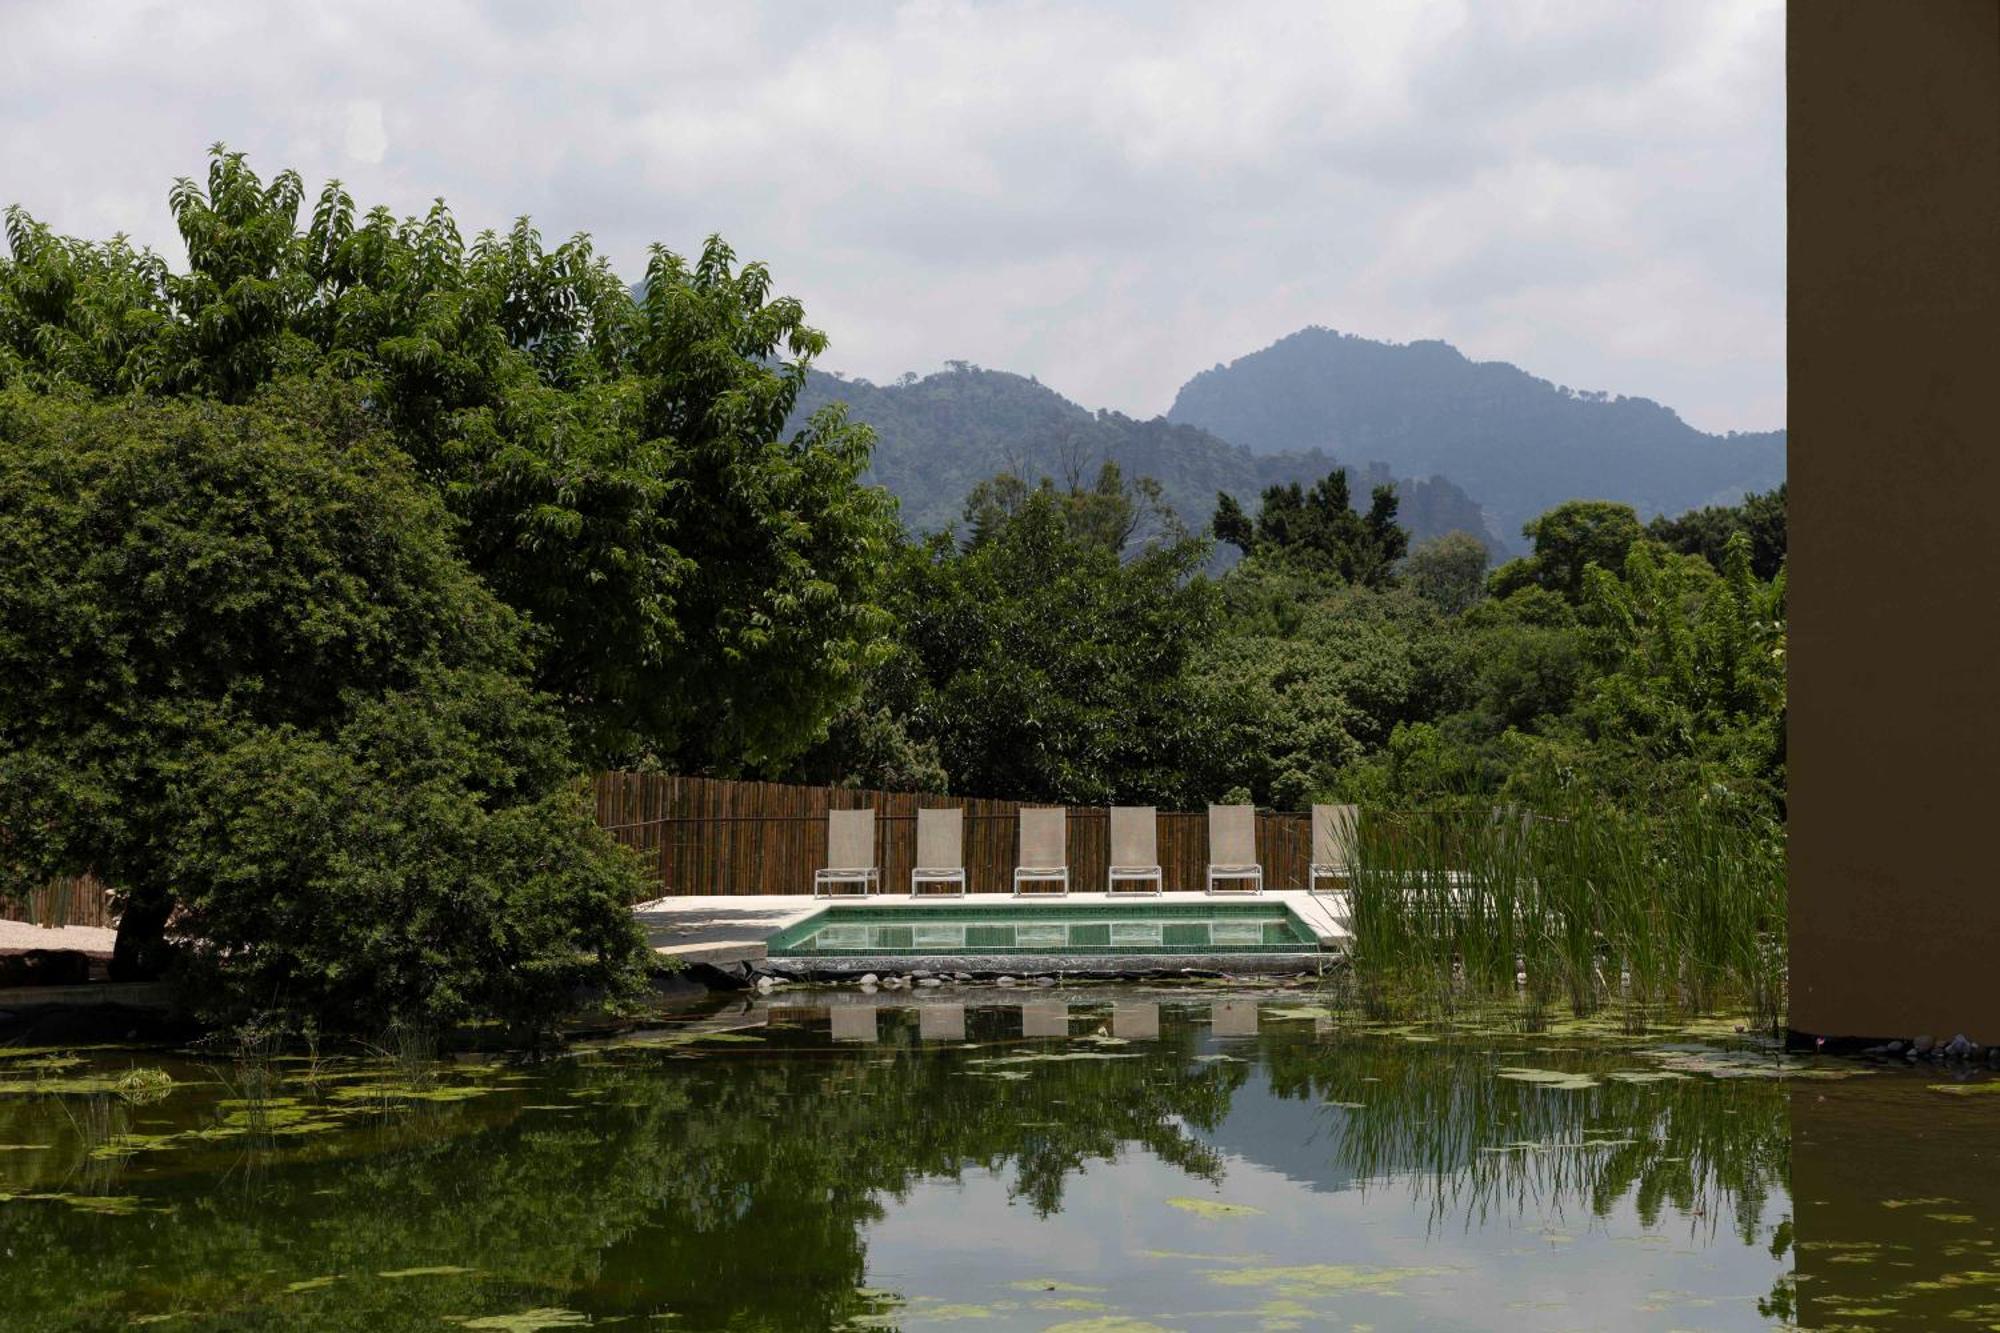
{"left": 2, "top": 1, "right": 1784, "bottom": 432}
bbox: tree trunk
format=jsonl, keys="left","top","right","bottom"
{"left": 109, "top": 893, "right": 174, "bottom": 982}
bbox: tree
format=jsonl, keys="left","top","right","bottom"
{"left": 0, "top": 389, "right": 647, "bottom": 1025}
{"left": 0, "top": 146, "right": 900, "bottom": 773}
{"left": 875, "top": 468, "right": 1226, "bottom": 804}
{"left": 1488, "top": 500, "right": 1646, "bottom": 602}
{"left": 1211, "top": 469, "right": 1408, "bottom": 588}
{"left": 1648, "top": 483, "right": 1787, "bottom": 581}
{"left": 1403, "top": 531, "right": 1490, "bottom": 615}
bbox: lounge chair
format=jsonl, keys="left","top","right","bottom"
{"left": 1206, "top": 803, "right": 1263, "bottom": 894}
{"left": 1309, "top": 803, "right": 1359, "bottom": 894}
{"left": 814, "top": 808, "right": 879, "bottom": 897}
{"left": 1013, "top": 807, "right": 1070, "bottom": 896}
{"left": 911, "top": 807, "right": 967, "bottom": 896}
{"left": 1107, "top": 805, "right": 1164, "bottom": 894}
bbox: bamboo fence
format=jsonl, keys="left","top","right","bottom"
{"left": 592, "top": 772, "right": 1318, "bottom": 898}
{"left": 7, "top": 775, "right": 1494, "bottom": 923}
{"left": 5, "top": 874, "right": 118, "bottom": 930}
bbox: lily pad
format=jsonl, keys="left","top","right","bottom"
{"left": 1495, "top": 1067, "right": 1599, "bottom": 1091}
{"left": 966, "top": 1053, "right": 1141, "bottom": 1067}
{"left": 0, "top": 1190, "right": 155, "bottom": 1214}
{"left": 456, "top": 1310, "right": 590, "bottom": 1330}
{"left": 1166, "top": 1196, "right": 1263, "bottom": 1219}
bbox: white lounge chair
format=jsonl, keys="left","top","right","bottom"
{"left": 1108, "top": 805, "right": 1164, "bottom": 894}
{"left": 1206, "top": 803, "right": 1263, "bottom": 895}
{"left": 1309, "top": 803, "right": 1359, "bottom": 894}
{"left": 911, "top": 806, "right": 967, "bottom": 896}
{"left": 1013, "top": 807, "right": 1070, "bottom": 896}
{"left": 814, "top": 808, "right": 879, "bottom": 897}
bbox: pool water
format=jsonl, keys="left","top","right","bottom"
{"left": 767, "top": 901, "right": 1321, "bottom": 957}
{"left": 4, "top": 987, "right": 1999, "bottom": 1329}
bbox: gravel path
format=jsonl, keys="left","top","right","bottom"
{"left": 0, "top": 917, "right": 117, "bottom": 956}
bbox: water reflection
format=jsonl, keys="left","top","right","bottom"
{"left": 917, "top": 1003, "right": 966, "bottom": 1042}
{"left": 1113, "top": 1000, "right": 1159, "bottom": 1040}
{"left": 1789, "top": 1079, "right": 2000, "bottom": 1328}
{"left": 0, "top": 987, "right": 1923, "bottom": 1330}
{"left": 829, "top": 1000, "right": 880, "bottom": 1043}
{"left": 1211, "top": 997, "right": 1260, "bottom": 1037}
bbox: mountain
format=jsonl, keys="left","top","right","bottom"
{"left": 792, "top": 365, "right": 1502, "bottom": 552}
{"left": 1167, "top": 327, "right": 1785, "bottom": 540}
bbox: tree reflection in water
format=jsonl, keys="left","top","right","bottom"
{"left": 0, "top": 990, "right": 1802, "bottom": 1330}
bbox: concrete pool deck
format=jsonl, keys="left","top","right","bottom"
{"left": 634, "top": 890, "right": 1350, "bottom": 969}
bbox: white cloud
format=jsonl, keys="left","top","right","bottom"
{"left": 343, "top": 100, "right": 387, "bottom": 165}
{"left": 0, "top": 0, "right": 1784, "bottom": 432}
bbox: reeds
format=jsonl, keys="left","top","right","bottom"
{"left": 1342, "top": 794, "right": 1786, "bottom": 1030}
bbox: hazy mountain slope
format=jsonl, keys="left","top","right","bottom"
{"left": 793, "top": 365, "right": 1500, "bottom": 550}
{"left": 1167, "top": 327, "right": 1785, "bottom": 538}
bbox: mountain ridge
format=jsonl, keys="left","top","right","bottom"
{"left": 790, "top": 364, "right": 1504, "bottom": 553}
{"left": 1166, "top": 326, "right": 1784, "bottom": 538}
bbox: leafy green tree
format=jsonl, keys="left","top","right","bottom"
{"left": 1568, "top": 532, "right": 1787, "bottom": 808}
{"left": 169, "top": 673, "right": 648, "bottom": 1033}
{"left": 1212, "top": 469, "right": 1409, "bottom": 587}
{"left": 1403, "top": 530, "right": 1490, "bottom": 615}
{"left": 0, "top": 146, "right": 898, "bottom": 773}
{"left": 1488, "top": 499, "right": 1646, "bottom": 602}
{"left": 869, "top": 465, "right": 1226, "bottom": 804}
{"left": 0, "top": 388, "right": 647, "bottom": 1022}
{"left": 1648, "top": 483, "right": 1787, "bottom": 581}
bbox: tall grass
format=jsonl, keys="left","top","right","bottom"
{"left": 1342, "top": 794, "right": 1786, "bottom": 1031}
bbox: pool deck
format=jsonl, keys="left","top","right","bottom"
{"left": 634, "top": 890, "right": 1349, "bottom": 968}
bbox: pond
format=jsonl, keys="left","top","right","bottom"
{"left": 1, "top": 984, "right": 1996, "bottom": 1330}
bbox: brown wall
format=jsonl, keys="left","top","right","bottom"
{"left": 1789, "top": 3, "right": 2000, "bottom": 1037}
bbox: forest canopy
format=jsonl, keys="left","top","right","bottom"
{"left": 0, "top": 147, "right": 900, "bottom": 1028}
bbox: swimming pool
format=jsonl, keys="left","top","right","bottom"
{"left": 766, "top": 901, "right": 1321, "bottom": 958}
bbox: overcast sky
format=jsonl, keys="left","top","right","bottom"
{"left": 2, "top": 1, "right": 1784, "bottom": 432}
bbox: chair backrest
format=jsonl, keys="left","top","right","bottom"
{"left": 1109, "top": 806, "right": 1158, "bottom": 867}
{"left": 915, "top": 806, "right": 963, "bottom": 869}
{"left": 1208, "top": 803, "right": 1257, "bottom": 867}
{"left": 1312, "top": 803, "right": 1360, "bottom": 867}
{"left": 1019, "top": 807, "right": 1067, "bottom": 869}
{"left": 827, "top": 807, "right": 876, "bottom": 870}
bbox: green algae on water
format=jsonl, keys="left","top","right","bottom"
{"left": 1166, "top": 1197, "right": 1263, "bottom": 1219}
{"left": 453, "top": 1310, "right": 591, "bottom": 1330}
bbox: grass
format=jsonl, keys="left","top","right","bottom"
{"left": 1341, "top": 794, "right": 1786, "bottom": 1032}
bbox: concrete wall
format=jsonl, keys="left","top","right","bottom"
{"left": 1789, "top": 2, "right": 2000, "bottom": 1038}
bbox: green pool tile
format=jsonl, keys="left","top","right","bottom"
{"left": 766, "top": 900, "right": 1322, "bottom": 957}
